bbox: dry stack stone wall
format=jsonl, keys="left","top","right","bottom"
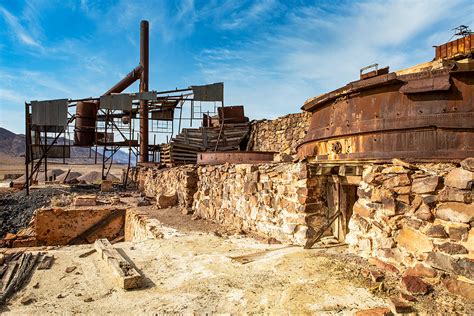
{"left": 138, "top": 165, "right": 198, "bottom": 211}
{"left": 247, "top": 112, "right": 311, "bottom": 155}
{"left": 192, "top": 162, "right": 327, "bottom": 245}
{"left": 347, "top": 158, "right": 474, "bottom": 283}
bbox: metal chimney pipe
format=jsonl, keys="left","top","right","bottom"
{"left": 139, "top": 20, "right": 149, "bottom": 163}
{"left": 102, "top": 64, "right": 143, "bottom": 96}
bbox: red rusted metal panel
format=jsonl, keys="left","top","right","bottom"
{"left": 197, "top": 151, "right": 275, "bottom": 165}
{"left": 435, "top": 34, "right": 473, "bottom": 60}
{"left": 399, "top": 74, "right": 451, "bottom": 93}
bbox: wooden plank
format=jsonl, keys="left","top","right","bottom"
{"left": 0, "top": 262, "right": 18, "bottom": 292}
{"left": 94, "top": 239, "right": 142, "bottom": 290}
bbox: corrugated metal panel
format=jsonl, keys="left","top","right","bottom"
{"left": 99, "top": 94, "right": 133, "bottom": 111}
{"left": 31, "top": 145, "right": 70, "bottom": 159}
{"left": 31, "top": 99, "right": 68, "bottom": 127}
{"left": 135, "top": 91, "right": 157, "bottom": 100}
{"left": 191, "top": 82, "right": 224, "bottom": 102}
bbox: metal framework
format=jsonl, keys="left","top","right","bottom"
{"left": 24, "top": 20, "right": 225, "bottom": 195}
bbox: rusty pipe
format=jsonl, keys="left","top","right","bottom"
{"left": 102, "top": 64, "right": 143, "bottom": 96}
{"left": 139, "top": 20, "right": 149, "bottom": 163}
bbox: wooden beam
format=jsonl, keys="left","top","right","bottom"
{"left": 94, "top": 239, "right": 142, "bottom": 290}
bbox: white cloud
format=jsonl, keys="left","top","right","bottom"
{"left": 220, "top": 0, "right": 278, "bottom": 30}
{"left": 0, "top": 6, "right": 43, "bottom": 49}
{"left": 195, "top": 0, "right": 472, "bottom": 119}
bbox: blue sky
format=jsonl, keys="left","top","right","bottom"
{"left": 0, "top": 0, "right": 473, "bottom": 134}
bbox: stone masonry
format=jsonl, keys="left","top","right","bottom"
{"left": 192, "top": 162, "right": 327, "bottom": 245}
{"left": 346, "top": 158, "right": 474, "bottom": 287}
{"left": 247, "top": 112, "right": 311, "bottom": 155}
{"left": 138, "top": 165, "right": 198, "bottom": 211}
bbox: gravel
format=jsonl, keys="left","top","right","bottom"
{"left": 0, "top": 188, "right": 69, "bottom": 238}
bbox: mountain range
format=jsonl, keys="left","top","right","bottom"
{"left": 0, "top": 127, "right": 134, "bottom": 165}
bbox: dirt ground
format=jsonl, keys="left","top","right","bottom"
{"left": 0, "top": 188, "right": 471, "bottom": 314}
{"left": 3, "top": 236, "right": 390, "bottom": 314}
{"left": 0, "top": 162, "right": 126, "bottom": 185}
{"left": 1, "top": 209, "right": 471, "bottom": 315}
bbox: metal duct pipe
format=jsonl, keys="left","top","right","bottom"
{"left": 139, "top": 20, "right": 149, "bottom": 162}
{"left": 102, "top": 64, "right": 143, "bottom": 96}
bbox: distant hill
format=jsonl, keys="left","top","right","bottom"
{"left": 0, "top": 127, "right": 134, "bottom": 165}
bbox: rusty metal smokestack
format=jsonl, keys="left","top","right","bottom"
{"left": 139, "top": 20, "right": 149, "bottom": 163}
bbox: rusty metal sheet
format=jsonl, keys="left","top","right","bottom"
{"left": 218, "top": 106, "right": 246, "bottom": 123}
{"left": 197, "top": 151, "right": 275, "bottom": 165}
{"left": 399, "top": 74, "right": 451, "bottom": 93}
{"left": 434, "top": 34, "right": 474, "bottom": 60}
{"left": 360, "top": 66, "right": 389, "bottom": 80}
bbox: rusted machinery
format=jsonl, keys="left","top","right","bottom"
{"left": 297, "top": 33, "right": 474, "bottom": 162}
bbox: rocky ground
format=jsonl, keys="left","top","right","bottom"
{"left": 0, "top": 188, "right": 69, "bottom": 238}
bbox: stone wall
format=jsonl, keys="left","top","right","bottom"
{"left": 35, "top": 206, "right": 125, "bottom": 246}
{"left": 125, "top": 208, "right": 164, "bottom": 242}
{"left": 346, "top": 158, "right": 473, "bottom": 284}
{"left": 192, "top": 162, "right": 327, "bottom": 245}
{"left": 247, "top": 112, "right": 311, "bottom": 155}
{"left": 138, "top": 165, "right": 198, "bottom": 211}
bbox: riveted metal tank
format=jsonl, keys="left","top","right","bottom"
{"left": 297, "top": 39, "right": 474, "bottom": 162}
{"left": 74, "top": 101, "right": 97, "bottom": 146}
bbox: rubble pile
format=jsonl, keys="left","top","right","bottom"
{"left": 192, "top": 162, "right": 327, "bottom": 245}
{"left": 138, "top": 165, "right": 198, "bottom": 212}
{"left": 247, "top": 112, "right": 311, "bottom": 155}
{"left": 346, "top": 158, "right": 474, "bottom": 300}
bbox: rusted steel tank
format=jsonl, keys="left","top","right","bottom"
{"left": 297, "top": 56, "right": 474, "bottom": 162}
{"left": 74, "top": 101, "right": 98, "bottom": 146}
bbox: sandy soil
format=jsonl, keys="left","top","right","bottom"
{"left": 2, "top": 233, "right": 390, "bottom": 315}
{"left": 0, "top": 162, "right": 126, "bottom": 183}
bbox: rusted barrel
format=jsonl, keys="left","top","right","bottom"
{"left": 74, "top": 101, "right": 97, "bottom": 146}
{"left": 297, "top": 59, "right": 474, "bottom": 162}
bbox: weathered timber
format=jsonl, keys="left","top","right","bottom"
{"left": 94, "top": 239, "right": 142, "bottom": 290}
